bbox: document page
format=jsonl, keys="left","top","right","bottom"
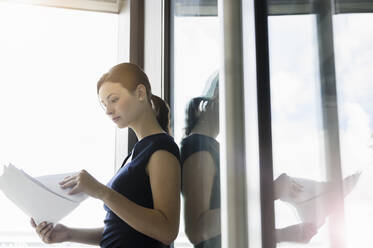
{"left": 0, "top": 164, "right": 88, "bottom": 225}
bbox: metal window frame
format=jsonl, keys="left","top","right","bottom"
{"left": 219, "top": 0, "right": 277, "bottom": 247}
{"left": 218, "top": 0, "right": 249, "bottom": 248}
{"left": 252, "top": 0, "right": 277, "bottom": 246}
{"left": 168, "top": 0, "right": 176, "bottom": 136}
{"left": 173, "top": 0, "right": 373, "bottom": 16}
{"left": 124, "top": 0, "right": 145, "bottom": 154}
{"left": 162, "top": 0, "right": 172, "bottom": 118}
{"left": 316, "top": 0, "right": 346, "bottom": 247}
{"left": 268, "top": 0, "right": 373, "bottom": 15}
{"left": 242, "top": 0, "right": 265, "bottom": 246}
{"left": 123, "top": 0, "right": 169, "bottom": 152}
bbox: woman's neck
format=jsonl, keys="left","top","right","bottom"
{"left": 190, "top": 119, "right": 218, "bottom": 139}
{"left": 129, "top": 107, "right": 165, "bottom": 140}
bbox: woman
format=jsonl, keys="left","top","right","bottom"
{"left": 30, "top": 63, "right": 181, "bottom": 248}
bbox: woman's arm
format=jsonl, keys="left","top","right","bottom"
{"left": 31, "top": 218, "right": 103, "bottom": 245}
{"left": 68, "top": 227, "right": 104, "bottom": 245}
{"left": 182, "top": 151, "right": 221, "bottom": 244}
{"left": 100, "top": 150, "right": 181, "bottom": 245}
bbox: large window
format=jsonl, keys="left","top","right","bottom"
{"left": 334, "top": 13, "right": 373, "bottom": 247}
{"left": 171, "top": 2, "right": 220, "bottom": 248}
{"left": 268, "top": 15, "right": 330, "bottom": 247}
{"left": 266, "top": 3, "right": 373, "bottom": 248}
{"left": 172, "top": 16, "right": 219, "bottom": 145}
{"left": 0, "top": 2, "right": 118, "bottom": 246}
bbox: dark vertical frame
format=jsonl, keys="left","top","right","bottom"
{"left": 316, "top": 0, "right": 346, "bottom": 247}
{"left": 162, "top": 0, "right": 173, "bottom": 134}
{"left": 253, "top": 0, "right": 276, "bottom": 247}
{"left": 129, "top": 0, "right": 144, "bottom": 67}
{"left": 128, "top": 0, "right": 145, "bottom": 152}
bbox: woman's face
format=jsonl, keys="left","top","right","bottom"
{"left": 206, "top": 97, "right": 219, "bottom": 134}
{"left": 98, "top": 81, "right": 142, "bottom": 129}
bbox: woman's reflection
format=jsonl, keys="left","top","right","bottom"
{"left": 181, "top": 94, "right": 221, "bottom": 248}
{"left": 180, "top": 74, "right": 360, "bottom": 247}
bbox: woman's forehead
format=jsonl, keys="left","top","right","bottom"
{"left": 98, "top": 82, "right": 124, "bottom": 98}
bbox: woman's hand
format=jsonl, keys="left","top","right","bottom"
{"left": 30, "top": 218, "right": 70, "bottom": 244}
{"left": 274, "top": 173, "right": 303, "bottom": 201}
{"left": 59, "top": 170, "right": 107, "bottom": 199}
{"left": 276, "top": 223, "right": 317, "bottom": 243}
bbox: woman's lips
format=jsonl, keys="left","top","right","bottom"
{"left": 113, "top": 117, "right": 120, "bottom": 122}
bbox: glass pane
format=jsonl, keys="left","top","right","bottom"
{"left": 334, "top": 13, "right": 373, "bottom": 248}
{"left": 268, "top": 14, "right": 331, "bottom": 247}
{"left": 171, "top": 1, "right": 220, "bottom": 247}
{"left": 0, "top": 2, "right": 118, "bottom": 246}
{"left": 267, "top": 1, "right": 373, "bottom": 248}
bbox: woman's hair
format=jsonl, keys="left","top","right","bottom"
{"left": 184, "top": 97, "right": 212, "bottom": 136}
{"left": 97, "top": 63, "right": 170, "bottom": 134}
{"left": 184, "top": 72, "right": 219, "bottom": 137}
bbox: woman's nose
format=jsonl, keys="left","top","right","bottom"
{"left": 106, "top": 106, "right": 114, "bottom": 115}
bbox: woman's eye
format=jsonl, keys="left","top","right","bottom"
{"left": 111, "top": 98, "right": 118, "bottom": 103}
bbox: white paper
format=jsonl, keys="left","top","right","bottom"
{"left": 0, "top": 164, "right": 88, "bottom": 225}
{"left": 285, "top": 173, "right": 360, "bottom": 227}
{"left": 36, "top": 173, "right": 88, "bottom": 203}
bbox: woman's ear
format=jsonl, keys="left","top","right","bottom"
{"left": 136, "top": 84, "right": 147, "bottom": 101}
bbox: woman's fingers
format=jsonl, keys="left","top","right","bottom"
{"left": 293, "top": 183, "right": 303, "bottom": 192}
{"left": 30, "top": 218, "right": 36, "bottom": 228}
{"left": 62, "top": 175, "right": 73, "bottom": 181}
{"left": 59, "top": 177, "right": 69, "bottom": 185}
{"left": 43, "top": 226, "right": 54, "bottom": 243}
{"left": 292, "top": 179, "right": 303, "bottom": 188}
{"left": 33, "top": 221, "right": 55, "bottom": 243}
{"left": 68, "top": 185, "right": 80, "bottom": 195}
{"left": 291, "top": 180, "right": 303, "bottom": 192}
{"left": 40, "top": 224, "right": 53, "bottom": 236}
{"left": 60, "top": 179, "right": 77, "bottom": 189}
{"left": 36, "top": 222, "right": 47, "bottom": 233}
{"left": 36, "top": 222, "right": 52, "bottom": 236}
{"left": 302, "top": 223, "right": 318, "bottom": 242}
{"left": 59, "top": 175, "right": 76, "bottom": 185}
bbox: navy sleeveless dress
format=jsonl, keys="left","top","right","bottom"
{"left": 100, "top": 133, "right": 180, "bottom": 248}
{"left": 180, "top": 133, "right": 221, "bottom": 248}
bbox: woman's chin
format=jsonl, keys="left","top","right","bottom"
{"left": 116, "top": 122, "right": 127, "bottom": 129}
{"left": 116, "top": 124, "right": 125, "bottom": 128}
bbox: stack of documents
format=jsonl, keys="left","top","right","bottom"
{"left": 0, "top": 164, "right": 88, "bottom": 225}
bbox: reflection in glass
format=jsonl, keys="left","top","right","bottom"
{"left": 171, "top": 2, "right": 219, "bottom": 246}
{"left": 267, "top": 3, "right": 368, "bottom": 248}
{"left": 180, "top": 76, "right": 220, "bottom": 248}
{"left": 172, "top": 1, "right": 373, "bottom": 247}
{"left": 179, "top": 75, "right": 345, "bottom": 247}
{"left": 268, "top": 12, "right": 330, "bottom": 247}
{"left": 334, "top": 13, "right": 373, "bottom": 248}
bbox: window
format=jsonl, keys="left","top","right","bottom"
{"left": 266, "top": 3, "right": 373, "bottom": 248}
{"left": 0, "top": 2, "right": 118, "bottom": 246}
{"left": 268, "top": 14, "right": 330, "bottom": 247}
{"left": 171, "top": 2, "right": 220, "bottom": 248}
{"left": 334, "top": 13, "right": 373, "bottom": 247}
